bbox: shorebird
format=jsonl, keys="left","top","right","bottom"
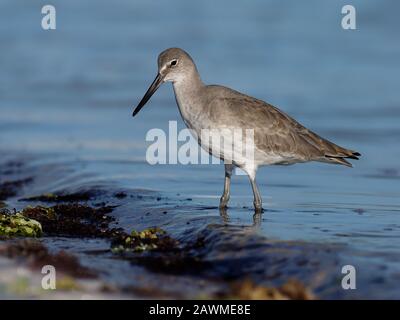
{"left": 132, "top": 48, "right": 360, "bottom": 212}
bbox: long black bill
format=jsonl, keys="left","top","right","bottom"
{"left": 132, "top": 73, "right": 163, "bottom": 117}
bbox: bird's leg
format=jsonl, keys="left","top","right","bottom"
{"left": 219, "top": 164, "right": 233, "bottom": 209}
{"left": 249, "top": 176, "right": 263, "bottom": 212}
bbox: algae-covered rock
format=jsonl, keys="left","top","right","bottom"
{"left": 112, "top": 227, "right": 176, "bottom": 253}
{"left": 130, "top": 227, "right": 166, "bottom": 240}
{"left": 0, "top": 213, "right": 42, "bottom": 237}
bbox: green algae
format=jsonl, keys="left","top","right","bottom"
{"left": 0, "top": 213, "right": 42, "bottom": 238}
{"left": 111, "top": 227, "right": 176, "bottom": 253}
{"left": 129, "top": 227, "right": 166, "bottom": 240}
{"left": 56, "top": 276, "right": 82, "bottom": 291}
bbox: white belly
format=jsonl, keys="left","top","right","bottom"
{"left": 175, "top": 89, "right": 259, "bottom": 171}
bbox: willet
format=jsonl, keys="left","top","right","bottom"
{"left": 132, "top": 48, "right": 360, "bottom": 212}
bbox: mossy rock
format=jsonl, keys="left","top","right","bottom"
{"left": 0, "top": 213, "right": 42, "bottom": 238}
{"left": 129, "top": 227, "right": 166, "bottom": 240}
{"left": 112, "top": 227, "right": 176, "bottom": 253}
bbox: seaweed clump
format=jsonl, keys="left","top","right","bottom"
{"left": 111, "top": 227, "right": 178, "bottom": 253}
{"left": 111, "top": 227, "right": 209, "bottom": 275}
{"left": 0, "top": 212, "right": 42, "bottom": 237}
{"left": 20, "top": 204, "right": 123, "bottom": 238}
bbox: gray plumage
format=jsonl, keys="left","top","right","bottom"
{"left": 202, "top": 85, "right": 360, "bottom": 167}
{"left": 132, "top": 48, "right": 360, "bottom": 212}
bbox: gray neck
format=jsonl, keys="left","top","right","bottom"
{"left": 172, "top": 72, "right": 205, "bottom": 124}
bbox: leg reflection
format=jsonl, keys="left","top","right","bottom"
{"left": 219, "top": 206, "right": 263, "bottom": 229}
{"left": 252, "top": 211, "right": 262, "bottom": 228}
{"left": 219, "top": 206, "right": 230, "bottom": 224}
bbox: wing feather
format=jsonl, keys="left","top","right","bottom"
{"left": 206, "top": 86, "right": 360, "bottom": 165}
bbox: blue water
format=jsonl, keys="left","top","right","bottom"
{"left": 1, "top": 0, "right": 400, "bottom": 298}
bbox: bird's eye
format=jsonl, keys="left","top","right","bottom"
{"left": 170, "top": 60, "right": 178, "bottom": 67}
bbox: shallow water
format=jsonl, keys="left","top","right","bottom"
{"left": 1, "top": 0, "right": 400, "bottom": 298}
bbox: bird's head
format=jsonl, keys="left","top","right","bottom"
{"left": 132, "top": 48, "right": 197, "bottom": 117}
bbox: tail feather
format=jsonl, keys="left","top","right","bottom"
{"left": 296, "top": 126, "right": 361, "bottom": 167}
